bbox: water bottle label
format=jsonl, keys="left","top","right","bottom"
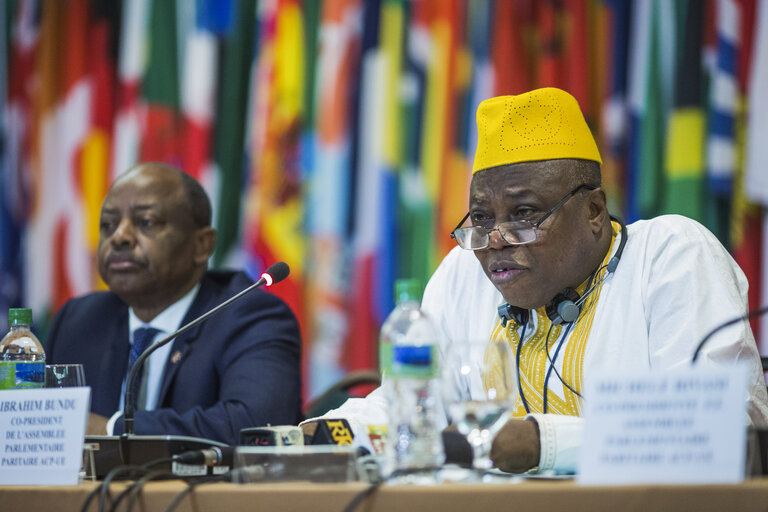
{"left": 0, "top": 361, "right": 45, "bottom": 389}
{"left": 389, "top": 345, "right": 437, "bottom": 379}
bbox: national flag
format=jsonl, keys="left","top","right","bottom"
{"left": 111, "top": 0, "right": 150, "bottom": 179}
{"left": 561, "top": 0, "right": 591, "bottom": 118}
{"left": 211, "top": 0, "right": 257, "bottom": 267}
{"left": 467, "top": 0, "right": 493, "bottom": 177}
{"left": 26, "top": 0, "right": 93, "bottom": 319}
{"left": 661, "top": 0, "right": 706, "bottom": 222}
{"left": 304, "top": 0, "right": 362, "bottom": 395}
{"left": 243, "top": 0, "right": 312, "bottom": 391}
{"left": 707, "top": 0, "right": 740, "bottom": 197}
{"left": 344, "top": 0, "right": 384, "bottom": 374}
{"left": 179, "top": 0, "right": 223, "bottom": 186}
{"left": 601, "top": 0, "right": 631, "bottom": 213}
{"left": 625, "top": 0, "right": 674, "bottom": 221}
{"left": 2, "top": 0, "right": 38, "bottom": 324}
{"left": 397, "top": 1, "right": 430, "bottom": 284}
{"left": 744, "top": 0, "right": 768, "bottom": 349}
{"left": 745, "top": 0, "right": 768, "bottom": 204}
{"left": 82, "top": 1, "right": 119, "bottom": 289}
{"left": 140, "top": 0, "right": 182, "bottom": 166}
{"left": 491, "top": 0, "right": 531, "bottom": 95}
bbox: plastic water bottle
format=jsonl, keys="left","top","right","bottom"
{"left": 0, "top": 308, "right": 46, "bottom": 389}
{"left": 381, "top": 279, "right": 444, "bottom": 480}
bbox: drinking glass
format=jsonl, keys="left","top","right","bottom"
{"left": 45, "top": 363, "right": 86, "bottom": 387}
{"left": 442, "top": 338, "right": 518, "bottom": 474}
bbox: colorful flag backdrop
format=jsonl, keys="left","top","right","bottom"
{"left": 4, "top": 0, "right": 768, "bottom": 401}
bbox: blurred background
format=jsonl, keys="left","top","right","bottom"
{"left": 2, "top": 0, "right": 768, "bottom": 400}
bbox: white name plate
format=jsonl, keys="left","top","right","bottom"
{"left": 578, "top": 365, "right": 747, "bottom": 486}
{"left": 0, "top": 387, "right": 91, "bottom": 485}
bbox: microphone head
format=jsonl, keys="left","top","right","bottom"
{"left": 262, "top": 261, "right": 290, "bottom": 286}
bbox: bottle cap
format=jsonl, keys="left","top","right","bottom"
{"left": 394, "top": 279, "right": 422, "bottom": 304}
{"left": 8, "top": 308, "right": 32, "bottom": 325}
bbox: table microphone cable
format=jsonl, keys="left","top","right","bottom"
{"left": 163, "top": 474, "right": 232, "bottom": 512}
{"left": 79, "top": 457, "right": 177, "bottom": 512}
{"left": 111, "top": 468, "right": 176, "bottom": 512}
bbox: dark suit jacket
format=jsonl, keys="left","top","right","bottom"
{"left": 46, "top": 270, "right": 302, "bottom": 445}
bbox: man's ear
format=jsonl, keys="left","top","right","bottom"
{"left": 587, "top": 188, "right": 608, "bottom": 234}
{"left": 193, "top": 227, "right": 217, "bottom": 265}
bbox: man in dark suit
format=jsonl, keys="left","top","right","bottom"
{"left": 46, "top": 162, "right": 302, "bottom": 445}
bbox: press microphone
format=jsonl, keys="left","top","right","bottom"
{"left": 123, "top": 261, "right": 290, "bottom": 435}
{"left": 691, "top": 304, "right": 768, "bottom": 364}
{"left": 308, "top": 419, "right": 355, "bottom": 445}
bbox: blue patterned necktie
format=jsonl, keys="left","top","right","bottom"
{"left": 129, "top": 327, "right": 160, "bottom": 409}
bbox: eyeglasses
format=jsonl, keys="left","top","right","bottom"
{"left": 450, "top": 184, "right": 597, "bottom": 250}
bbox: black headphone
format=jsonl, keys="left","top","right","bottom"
{"left": 498, "top": 215, "right": 628, "bottom": 327}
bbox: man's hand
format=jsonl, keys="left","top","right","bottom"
{"left": 86, "top": 413, "right": 109, "bottom": 435}
{"left": 490, "top": 418, "right": 541, "bottom": 473}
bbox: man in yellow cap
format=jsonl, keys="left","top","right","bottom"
{"left": 310, "top": 87, "right": 768, "bottom": 474}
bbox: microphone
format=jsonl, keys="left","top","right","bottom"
{"left": 308, "top": 419, "right": 355, "bottom": 445}
{"left": 123, "top": 261, "right": 290, "bottom": 436}
{"left": 691, "top": 304, "right": 768, "bottom": 364}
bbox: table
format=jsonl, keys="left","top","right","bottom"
{"left": 3, "top": 478, "right": 768, "bottom": 512}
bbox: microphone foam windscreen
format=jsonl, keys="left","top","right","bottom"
{"left": 265, "top": 261, "right": 290, "bottom": 284}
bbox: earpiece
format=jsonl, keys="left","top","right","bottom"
{"left": 498, "top": 303, "right": 529, "bottom": 327}
{"left": 545, "top": 288, "right": 581, "bottom": 325}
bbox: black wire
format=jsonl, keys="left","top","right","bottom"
{"left": 164, "top": 474, "right": 232, "bottom": 512}
{"left": 143, "top": 456, "right": 176, "bottom": 468}
{"left": 164, "top": 482, "right": 196, "bottom": 512}
{"left": 80, "top": 456, "right": 179, "bottom": 512}
{"left": 340, "top": 467, "right": 436, "bottom": 512}
{"left": 691, "top": 305, "right": 768, "bottom": 363}
{"left": 111, "top": 456, "right": 177, "bottom": 511}
{"left": 341, "top": 480, "right": 383, "bottom": 512}
{"left": 543, "top": 322, "right": 584, "bottom": 408}
{"left": 516, "top": 323, "right": 531, "bottom": 414}
{"left": 92, "top": 464, "right": 145, "bottom": 512}
{"left": 112, "top": 469, "right": 170, "bottom": 512}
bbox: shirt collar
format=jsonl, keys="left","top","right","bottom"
{"left": 128, "top": 283, "right": 201, "bottom": 344}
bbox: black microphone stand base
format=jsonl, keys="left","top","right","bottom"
{"left": 85, "top": 434, "right": 231, "bottom": 480}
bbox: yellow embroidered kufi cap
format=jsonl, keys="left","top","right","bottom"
{"left": 472, "top": 87, "right": 601, "bottom": 174}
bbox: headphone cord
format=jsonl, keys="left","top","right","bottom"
{"left": 515, "top": 322, "right": 531, "bottom": 414}
{"left": 543, "top": 323, "right": 584, "bottom": 414}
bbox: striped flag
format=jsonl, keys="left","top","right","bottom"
{"left": 305, "top": 0, "right": 362, "bottom": 395}
{"left": 344, "top": 0, "right": 384, "bottom": 373}
{"left": 82, "top": 2, "right": 119, "bottom": 288}
{"left": 243, "top": 0, "right": 311, "bottom": 390}
{"left": 491, "top": 0, "right": 530, "bottom": 95}
{"left": 744, "top": 0, "right": 768, "bottom": 349}
{"left": 745, "top": 0, "right": 768, "bottom": 204}
{"left": 211, "top": 0, "right": 257, "bottom": 267}
{"left": 2, "top": 0, "right": 37, "bottom": 323}
{"left": 626, "top": 0, "right": 673, "bottom": 221}
{"left": 26, "top": 0, "right": 93, "bottom": 317}
{"left": 661, "top": 0, "right": 706, "bottom": 221}
{"left": 707, "top": 0, "right": 740, "bottom": 196}
{"left": 140, "top": 0, "right": 182, "bottom": 166}
{"left": 601, "top": 0, "right": 632, "bottom": 213}
{"left": 112, "top": 0, "right": 150, "bottom": 178}
{"left": 179, "top": 0, "right": 222, "bottom": 184}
